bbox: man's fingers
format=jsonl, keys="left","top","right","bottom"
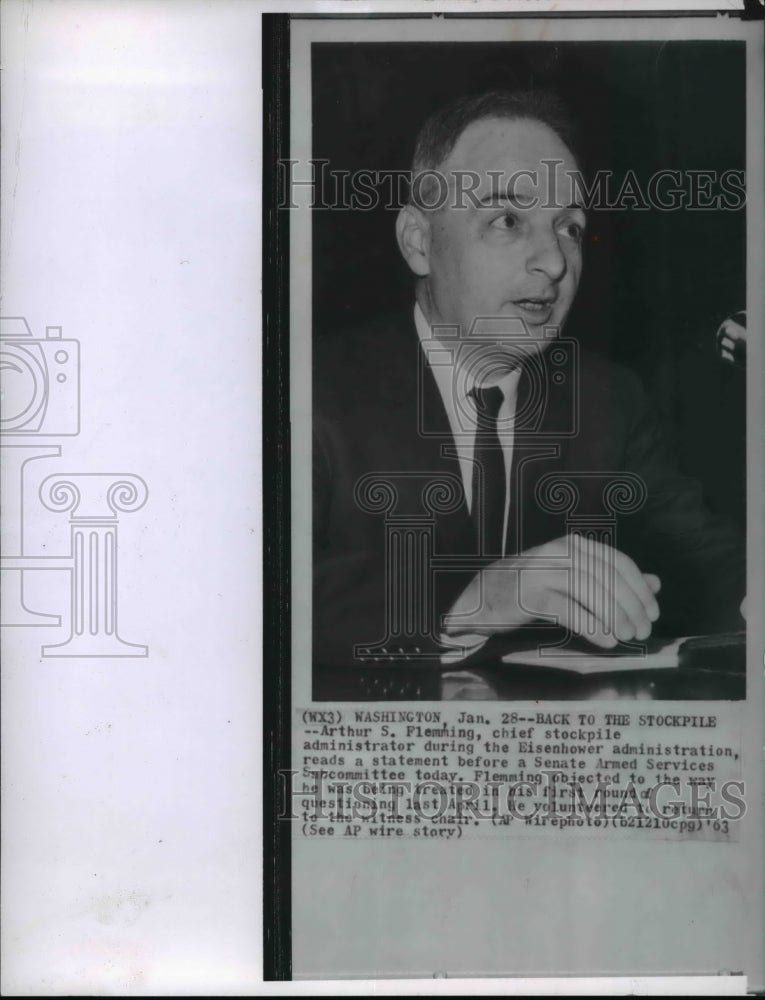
{"left": 572, "top": 534, "right": 657, "bottom": 612}
{"left": 544, "top": 590, "right": 618, "bottom": 650}
{"left": 527, "top": 564, "right": 641, "bottom": 644}
{"left": 645, "top": 573, "right": 661, "bottom": 595}
{"left": 565, "top": 556, "right": 639, "bottom": 642}
{"left": 570, "top": 534, "right": 659, "bottom": 640}
{"left": 574, "top": 538, "right": 658, "bottom": 642}
{"left": 519, "top": 535, "right": 662, "bottom": 643}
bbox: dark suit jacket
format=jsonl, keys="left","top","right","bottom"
{"left": 314, "top": 311, "right": 745, "bottom": 667}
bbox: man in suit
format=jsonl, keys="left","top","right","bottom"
{"left": 313, "top": 90, "right": 746, "bottom": 669}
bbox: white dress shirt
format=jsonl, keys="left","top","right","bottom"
{"left": 414, "top": 302, "right": 520, "bottom": 556}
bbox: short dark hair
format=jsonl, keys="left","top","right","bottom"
{"left": 409, "top": 89, "right": 579, "bottom": 208}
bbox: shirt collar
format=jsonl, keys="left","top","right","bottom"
{"left": 414, "top": 301, "right": 521, "bottom": 403}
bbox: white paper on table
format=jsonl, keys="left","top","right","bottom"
{"left": 501, "top": 636, "right": 686, "bottom": 673}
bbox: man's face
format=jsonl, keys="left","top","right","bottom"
{"left": 417, "top": 116, "right": 585, "bottom": 358}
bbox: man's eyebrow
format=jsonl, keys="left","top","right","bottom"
{"left": 476, "top": 192, "right": 535, "bottom": 208}
{"left": 475, "top": 192, "right": 587, "bottom": 212}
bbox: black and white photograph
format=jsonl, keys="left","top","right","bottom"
{"left": 1, "top": 1, "right": 763, "bottom": 994}
{"left": 283, "top": 9, "right": 765, "bottom": 985}
{"left": 309, "top": 32, "right": 751, "bottom": 702}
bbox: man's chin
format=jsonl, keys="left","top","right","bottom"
{"left": 498, "top": 319, "right": 560, "bottom": 354}
{"left": 456, "top": 337, "right": 552, "bottom": 380}
{"left": 500, "top": 337, "right": 553, "bottom": 366}
{"left": 467, "top": 311, "right": 563, "bottom": 341}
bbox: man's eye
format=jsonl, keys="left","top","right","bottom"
{"left": 491, "top": 212, "right": 519, "bottom": 231}
{"left": 559, "top": 221, "right": 584, "bottom": 242}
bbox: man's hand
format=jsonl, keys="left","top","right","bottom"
{"left": 443, "top": 534, "right": 661, "bottom": 649}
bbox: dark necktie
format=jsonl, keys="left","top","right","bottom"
{"left": 470, "top": 384, "right": 506, "bottom": 558}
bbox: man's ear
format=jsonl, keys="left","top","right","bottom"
{"left": 395, "top": 205, "right": 431, "bottom": 277}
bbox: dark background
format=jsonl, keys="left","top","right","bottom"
{"left": 311, "top": 41, "right": 747, "bottom": 529}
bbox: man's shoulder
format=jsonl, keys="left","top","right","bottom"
{"left": 577, "top": 345, "right": 638, "bottom": 383}
{"left": 313, "top": 311, "right": 416, "bottom": 412}
{"left": 575, "top": 346, "right": 645, "bottom": 408}
{"left": 314, "top": 311, "right": 413, "bottom": 367}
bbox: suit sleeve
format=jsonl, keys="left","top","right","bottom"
{"left": 620, "top": 374, "right": 745, "bottom": 635}
{"left": 312, "top": 424, "right": 447, "bottom": 667}
{"left": 313, "top": 427, "right": 381, "bottom": 665}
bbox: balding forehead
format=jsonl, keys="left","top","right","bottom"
{"left": 431, "top": 117, "right": 581, "bottom": 209}
{"left": 445, "top": 116, "right": 579, "bottom": 173}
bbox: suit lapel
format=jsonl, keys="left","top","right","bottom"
{"left": 506, "top": 346, "right": 575, "bottom": 555}
{"left": 376, "top": 314, "right": 475, "bottom": 557}
{"left": 375, "top": 315, "right": 577, "bottom": 559}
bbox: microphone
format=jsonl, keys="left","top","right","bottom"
{"left": 715, "top": 310, "right": 747, "bottom": 368}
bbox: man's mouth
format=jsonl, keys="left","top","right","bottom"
{"left": 513, "top": 297, "right": 555, "bottom": 312}
{"left": 512, "top": 297, "right": 557, "bottom": 323}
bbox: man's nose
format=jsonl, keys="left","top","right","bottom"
{"left": 525, "top": 231, "right": 567, "bottom": 282}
